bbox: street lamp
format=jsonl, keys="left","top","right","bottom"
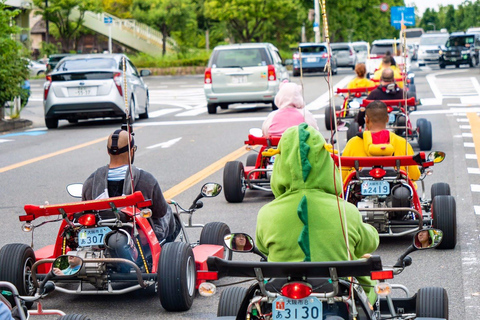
{"left": 427, "top": 22, "right": 436, "bottom": 31}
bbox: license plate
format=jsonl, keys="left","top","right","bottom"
{"left": 71, "top": 87, "right": 96, "bottom": 96}
{"left": 361, "top": 180, "right": 390, "bottom": 196}
{"left": 273, "top": 296, "right": 323, "bottom": 320}
{"left": 231, "top": 75, "right": 247, "bottom": 83}
{"left": 389, "top": 113, "right": 396, "bottom": 124}
{"left": 450, "top": 58, "right": 456, "bottom": 62}
{"left": 78, "top": 227, "right": 112, "bottom": 247}
{"left": 306, "top": 57, "right": 317, "bottom": 62}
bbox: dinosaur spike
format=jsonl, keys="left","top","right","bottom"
{"left": 298, "top": 123, "right": 312, "bottom": 182}
{"left": 297, "top": 196, "right": 311, "bottom": 262}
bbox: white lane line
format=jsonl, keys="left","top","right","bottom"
{"left": 149, "top": 101, "right": 193, "bottom": 109}
{"left": 475, "top": 206, "right": 480, "bottom": 215}
{"left": 457, "top": 118, "right": 470, "bottom": 122}
{"left": 426, "top": 69, "right": 470, "bottom": 100}
{"left": 468, "top": 168, "right": 480, "bottom": 174}
{"left": 0, "top": 139, "right": 13, "bottom": 144}
{"left": 460, "top": 125, "right": 472, "bottom": 129}
{"left": 176, "top": 108, "right": 208, "bottom": 117}
{"left": 463, "top": 133, "right": 473, "bottom": 138}
{"left": 147, "top": 137, "right": 182, "bottom": 149}
{"left": 464, "top": 142, "right": 475, "bottom": 148}
{"left": 306, "top": 75, "right": 355, "bottom": 111}
{"left": 149, "top": 109, "right": 181, "bottom": 118}
{"left": 472, "top": 185, "right": 480, "bottom": 192}
{"left": 466, "top": 154, "right": 478, "bottom": 160}
{"left": 419, "top": 98, "right": 442, "bottom": 106}
{"left": 179, "top": 85, "right": 203, "bottom": 88}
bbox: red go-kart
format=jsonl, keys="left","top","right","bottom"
{"left": 335, "top": 151, "right": 456, "bottom": 249}
{"left": 0, "top": 183, "right": 230, "bottom": 312}
{"left": 223, "top": 131, "right": 280, "bottom": 203}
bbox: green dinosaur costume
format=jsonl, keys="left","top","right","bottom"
{"left": 256, "top": 123, "right": 380, "bottom": 304}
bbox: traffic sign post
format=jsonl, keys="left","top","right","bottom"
{"left": 380, "top": 2, "right": 389, "bottom": 12}
{"left": 104, "top": 16, "right": 113, "bottom": 53}
{"left": 390, "top": 7, "right": 415, "bottom": 30}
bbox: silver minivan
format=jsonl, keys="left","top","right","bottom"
{"left": 204, "top": 43, "right": 289, "bottom": 114}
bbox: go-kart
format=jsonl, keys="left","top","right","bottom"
{"left": 336, "top": 151, "right": 456, "bottom": 249}
{"left": 223, "top": 129, "right": 280, "bottom": 203}
{"left": 203, "top": 231, "right": 449, "bottom": 320}
{"left": 0, "top": 183, "right": 230, "bottom": 312}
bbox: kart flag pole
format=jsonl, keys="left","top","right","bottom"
{"left": 122, "top": 56, "right": 135, "bottom": 194}
{"left": 400, "top": 18, "right": 411, "bottom": 180}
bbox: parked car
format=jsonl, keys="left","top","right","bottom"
{"left": 26, "top": 58, "right": 47, "bottom": 76}
{"left": 204, "top": 43, "right": 289, "bottom": 114}
{"left": 292, "top": 42, "right": 338, "bottom": 77}
{"left": 351, "top": 41, "right": 369, "bottom": 64}
{"left": 46, "top": 53, "right": 73, "bottom": 73}
{"left": 439, "top": 33, "right": 480, "bottom": 68}
{"left": 330, "top": 42, "right": 356, "bottom": 69}
{"left": 417, "top": 32, "right": 450, "bottom": 66}
{"left": 43, "top": 54, "right": 151, "bottom": 129}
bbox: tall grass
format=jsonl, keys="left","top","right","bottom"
{"left": 128, "top": 49, "right": 211, "bottom": 68}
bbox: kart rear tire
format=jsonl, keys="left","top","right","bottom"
{"left": 223, "top": 161, "right": 246, "bottom": 203}
{"left": 246, "top": 154, "right": 257, "bottom": 167}
{"left": 432, "top": 195, "right": 457, "bottom": 249}
{"left": 200, "top": 222, "right": 232, "bottom": 260}
{"left": 217, "top": 286, "right": 248, "bottom": 317}
{"left": 324, "top": 106, "right": 335, "bottom": 131}
{"left": 207, "top": 103, "right": 217, "bottom": 114}
{"left": 346, "top": 121, "right": 359, "bottom": 141}
{"left": 417, "top": 118, "right": 432, "bottom": 151}
{"left": 416, "top": 287, "right": 448, "bottom": 319}
{"left": 57, "top": 315, "right": 92, "bottom": 320}
{"left": 431, "top": 182, "right": 451, "bottom": 199}
{"left": 0, "top": 244, "right": 36, "bottom": 308}
{"left": 158, "top": 242, "right": 196, "bottom": 311}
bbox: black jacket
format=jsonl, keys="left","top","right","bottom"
{"left": 366, "top": 85, "right": 404, "bottom": 100}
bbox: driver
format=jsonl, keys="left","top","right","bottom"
{"left": 256, "top": 123, "right": 379, "bottom": 305}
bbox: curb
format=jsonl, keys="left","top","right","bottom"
{"left": 0, "top": 119, "right": 33, "bottom": 133}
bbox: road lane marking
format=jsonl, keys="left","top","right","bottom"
{"left": 306, "top": 75, "right": 355, "bottom": 111}
{"left": 466, "top": 154, "right": 478, "bottom": 160}
{"left": 467, "top": 113, "right": 480, "bottom": 169}
{"left": 468, "top": 168, "right": 480, "bottom": 174}
{"left": 472, "top": 185, "right": 480, "bottom": 192}
{"left": 149, "top": 109, "right": 181, "bottom": 118}
{"left": 0, "top": 139, "right": 12, "bottom": 144}
{"left": 426, "top": 69, "right": 470, "bottom": 100}
{"left": 475, "top": 206, "right": 480, "bottom": 215}
{"left": 465, "top": 142, "right": 475, "bottom": 148}
{"left": 460, "top": 125, "right": 472, "bottom": 130}
{"left": 176, "top": 108, "right": 208, "bottom": 117}
{"left": 163, "top": 145, "right": 251, "bottom": 199}
{"left": 147, "top": 137, "right": 182, "bottom": 149}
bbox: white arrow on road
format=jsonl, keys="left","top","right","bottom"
{"left": 147, "top": 137, "right": 182, "bottom": 149}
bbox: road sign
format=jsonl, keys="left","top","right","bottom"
{"left": 380, "top": 3, "right": 389, "bottom": 12}
{"left": 391, "top": 6, "right": 415, "bottom": 30}
{"left": 104, "top": 16, "right": 113, "bottom": 24}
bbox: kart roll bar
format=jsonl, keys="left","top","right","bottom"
{"left": 332, "top": 152, "right": 434, "bottom": 169}
{"left": 244, "top": 134, "right": 280, "bottom": 147}
{"left": 207, "top": 255, "right": 383, "bottom": 279}
{"left": 361, "top": 97, "right": 416, "bottom": 108}
{"left": 336, "top": 86, "right": 377, "bottom": 94}
{"left": 20, "top": 191, "right": 152, "bottom": 222}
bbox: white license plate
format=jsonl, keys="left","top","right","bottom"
{"left": 273, "top": 296, "right": 323, "bottom": 320}
{"left": 78, "top": 227, "right": 112, "bottom": 247}
{"left": 450, "top": 58, "right": 456, "bottom": 62}
{"left": 231, "top": 75, "right": 247, "bottom": 83}
{"left": 71, "top": 87, "right": 96, "bottom": 96}
{"left": 361, "top": 180, "right": 390, "bottom": 196}
{"left": 306, "top": 57, "right": 317, "bottom": 62}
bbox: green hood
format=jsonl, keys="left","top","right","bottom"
{"left": 271, "top": 123, "right": 343, "bottom": 198}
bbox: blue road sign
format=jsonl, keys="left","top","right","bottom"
{"left": 391, "top": 7, "right": 415, "bottom": 29}
{"left": 104, "top": 16, "right": 113, "bottom": 24}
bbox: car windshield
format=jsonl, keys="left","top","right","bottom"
{"left": 57, "top": 58, "right": 117, "bottom": 71}
{"left": 446, "top": 36, "right": 474, "bottom": 47}
{"left": 213, "top": 48, "right": 268, "bottom": 68}
{"left": 405, "top": 30, "right": 424, "bottom": 38}
{"left": 420, "top": 36, "right": 449, "bottom": 46}
{"left": 353, "top": 45, "right": 368, "bottom": 53}
{"left": 299, "top": 45, "right": 327, "bottom": 53}
{"left": 371, "top": 44, "right": 397, "bottom": 55}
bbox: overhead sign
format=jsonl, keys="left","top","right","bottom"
{"left": 380, "top": 3, "right": 389, "bottom": 12}
{"left": 104, "top": 16, "right": 113, "bottom": 24}
{"left": 390, "top": 6, "right": 415, "bottom": 30}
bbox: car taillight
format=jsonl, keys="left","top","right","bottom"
{"left": 321, "top": 52, "right": 328, "bottom": 59}
{"left": 371, "top": 270, "right": 394, "bottom": 280}
{"left": 293, "top": 53, "right": 300, "bottom": 60}
{"left": 355, "top": 92, "right": 362, "bottom": 98}
{"left": 44, "top": 75, "right": 52, "bottom": 100}
{"left": 350, "top": 49, "right": 354, "bottom": 56}
{"left": 113, "top": 72, "right": 123, "bottom": 96}
{"left": 280, "top": 282, "right": 312, "bottom": 299}
{"left": 267, "top": 65, "right": 276, "bottom": 81}
{"left": 369, "top": 168, "right": 387, "bottom": 179}
{"left": 204, "top": 67, "right": 212, "bottom": 84}
{"left": 78, "top": 214, "right": 97, "bottom": 227}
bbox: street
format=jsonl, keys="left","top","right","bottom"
{"left": 1, "top": 63, "right": 480, "bottom": 319}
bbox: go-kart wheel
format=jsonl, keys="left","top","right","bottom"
{"left": 324, "top": 106, "right": 335, "bottom": 131}
{"left": 416, "top": 118, "right": 432, "bottom": 151}
{"left": 346, "top": 121, "right": 360, "bottom": 141}
{"left": 432, "top": 195, "right": 456, "bottom": 249}
{"left": 431, "top": 182, "right": 451, "bottom": 199}
{"left": 200, "top": 222, "right": 232, "bottom": 260}
{"left": 246, "top": 154, "right": 257, "bottom": 167}
{"left": 272, "top": 100, "right": 278, "bottom": 111}
{"left": 223, "top": 161, "right": 246, "bottom": 203}
{"left": 0, "top": 244, "right": 35, "bottom": 308}
{"left": 207, "top": 103, "right": 217, "bottom": 114}
{"left": 57, "top": 315, "right": 92, "bottom": 320}
{"left": 416, "top": 287, "right": 448, "bottom": 319}
{"left": 217, "top": 286, "right": 248, "bottom": 317}
{"left": 158, "top": 242, "right": 196, "bottom": 311}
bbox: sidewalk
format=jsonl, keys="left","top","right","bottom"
{"left": 0, "top": 118, "right": 32, "bottom": 133}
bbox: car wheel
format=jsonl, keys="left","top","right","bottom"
{"left": 45, "top": 117, "right": 58, "bottom": 129}
{"left": 223, "top": 161, "right": 246, "bottom": 203}
{"left": 432, "top": 195, "right": 457, "bottom": 249}
{"left": 418, "top": 63, "right": 425, "bottom": 67}
{"left": 139, "top": 95, "right": 149, "bottom": 119}
{"left": 455, "top": 64, "right": 460, "bottom": 68}
{"left": 0, "top": 244, "right": 36, "bottom": 308}
{"left": 158, "top": 242, "right": 196, "bottom": 311}
{"left": 57, "top": 315, "right": 92, "bottom": 320}
{"left": 469, "top": 55, "right": 476, "bottom": 68}
{"left": 431, "top": 182, "right": 451, "bottom": 200}
{"left": 207, "top": 103, "right": 217, "bottom": 114}
{"left": 324, "top": 106, "right": 335, "bottom": 131}
{"left": 199, "top": 222, "right": 232, "bottom": 260}
{"left": 37, "top": 70, "right": 45, "bottom": 76}
{"left": 416, "top": 287, "right": 448, "bottom": 318}
{"left": 416, "top": 118, "right": 432, "bottom": 151}
{"left": 346, "top": 121, "right": 359, "bottom": 141}
{"left": 217, "top": 287, "right": 248, "bottom": 317}
{"left": 332, "top": 65, "right": 338, "bottom": 75}
{"left": 246, "top": 154, "right": 257, "bottom": 167}
{"left": 439, "top": 62, "right": 446, "bottom": 69}
{"left": 129, "top": 98, "right": 136, "bottom": 123}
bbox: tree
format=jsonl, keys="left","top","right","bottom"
{"left": 102, "top": 0, "right": 133, "bottom": 19}
{"left": 33, "top": 0, "right": 100, "bottom": 52}
{"left": 132, "top": 0, "right": 197, "bottom": 56}
{"left": 0, "top": 2, "right": 29, "bottom": 117}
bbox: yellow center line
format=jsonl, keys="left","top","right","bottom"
{"left": 163, "top": 145, "right": 251, "bottom": 199}
{"left": 467, "top": 112, "right": 480, "bottom": 169}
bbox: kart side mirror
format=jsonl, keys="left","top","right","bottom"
{"left": 52, "top": 254, "right": 84, "bottom": 277}
{"left": 427, "top": 151, "right": 446, "bottom": 164}
{"left": 66, "top": 183, "right": 83, "bottom": 198}
{"left": 413, "top": 228, "right": 443, "bottom": 250}
{"left": 224, "top": 233, "right": 255, "bottom": 252}
{"left": 249, "top": 128, "right": 263, "bottom": 138}
{"left": 200, "top": 183, "right": 222, "bottom": 198}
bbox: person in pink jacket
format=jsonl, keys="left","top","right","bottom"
{"left": 262, "top": 81, "right": 319, "bottom": 137}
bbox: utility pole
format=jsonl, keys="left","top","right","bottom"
{"left": 314, "top": 0, "right": 321, "bottom": 43}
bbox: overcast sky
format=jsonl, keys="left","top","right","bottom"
{"left": 407, "top": 0, "right": 466, "bottom": 15}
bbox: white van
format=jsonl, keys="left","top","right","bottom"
{"left": 417, "top": 32, "right": 450, "bottom": 66}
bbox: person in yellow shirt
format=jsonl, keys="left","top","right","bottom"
{"left": 347, "top": 63, "right": 376, "bottom": 89}
{"left": 341, "top": 100, "right": 421, "bottom": 182}
{"left": 372, "top": 55, "right": 403, "bottom": 88}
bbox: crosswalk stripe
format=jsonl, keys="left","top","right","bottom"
{"left": 149, "top": 108, "right": 181, "bottom": 118}
{"left": 176, "top": 108, "right": 208, "bottom": 117}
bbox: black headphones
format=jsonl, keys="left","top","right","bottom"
{"left": 108, "top": 129, "right": 135, "bottom": 155}
{"left": 380, "top": 83, "right": 399, "bottom": 94}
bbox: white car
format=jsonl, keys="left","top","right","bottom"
{"left": 26, "top": 58, "right": 47, "bottom": 77}
{"left": 417, "top": 32, "right": 450, "bottom": 66}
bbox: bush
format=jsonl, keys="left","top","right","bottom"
{"left": 128, "top": 49, "right": 211, "bottom": 68}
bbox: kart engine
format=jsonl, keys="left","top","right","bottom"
{"left": 357, "top": 198, "right": 389, "bottom": 233}
{"left": 75, "top": 249, "right": 108, "bottom": 289}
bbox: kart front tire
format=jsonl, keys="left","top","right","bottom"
{"left": 217, "top": 286, "right": 249, "bottom": 317}
{"left": 223, "top": 161, "right": 246, "bottom": 203}
{"left": 158, "top": 242, "right": 196, "bottom": 311}
{"left": 416, "top": 118, "right": 432, "bottom": 151}
{"left": 431, "top": 182, "right": 451, "bottom": 200}
{"left": 57, "top": 315, "right": 92, "bottom": 320}
{"left": 324, "top": 106, "right": 335, "bottom": 131}
{"left": 0, "top": 244, "right": 36, "bottom": 308}
{"left": 416, "top": 287, "right": 448, "bottom": 319}
{"left": 346, "top": 121, "right": 360, "bottom": 141}
{"left": 432, "top": 195, "right": 457, "bottom": 249}
{"left": 200, "top": 222, "right": 232, "bottom": 260}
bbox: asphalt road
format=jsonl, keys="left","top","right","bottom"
{"left": 1, "top": 63, "right": 480, "bottom": 319}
